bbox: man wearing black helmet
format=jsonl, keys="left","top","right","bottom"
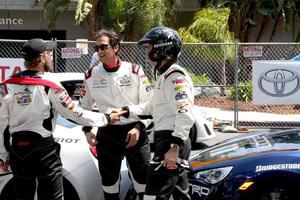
{"left": 0, "top": 38, "right": 123, "bottom": 200}
{"left": 121, "top": 27, "right": 195, "bottom": 200}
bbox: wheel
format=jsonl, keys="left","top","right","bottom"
{"left": 0, "top": 179, "right": 16, "bottom": 200}
{"left": 189, "top": 124, "right": 208, "bottom": 150}
{"left": 240, "top": 179, "right": 298, "bottom": 200}
{"left": 189, "top": 123, "right": 197, "bottom": 146}
{"left": 63, "top": 178, "right": 80, "bottom": 200}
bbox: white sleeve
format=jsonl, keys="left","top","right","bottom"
{"left": 79, "top": 78, "right": 94, "bottom": 110}
{"left": 0, "top": 95, "right": 9, "bottom": 162}
{"left": 136, "top": 66, "right": 153, "bottom": 128}
{"left": 128, "top": 97, "right": 153, "bottom": 119}
{"left": 165, "top": 73, "right": 195, "bottom": 141}
{"left": 48, "top": 86, "right": 108, "bottom": 127}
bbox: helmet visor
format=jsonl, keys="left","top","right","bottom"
{"left": 138, "top": 37, "right": 152, "bottom": 47}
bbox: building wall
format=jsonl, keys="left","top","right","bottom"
{"left": 0, "top": 0, "right": 91, "bottom": 40}
{"left": 0, "top": 0, "right": 299, "bottom": 42}
{"left": 0, "top": 10, "right": 91, "bottom": 40}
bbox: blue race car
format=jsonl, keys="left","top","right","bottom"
{"left": 188, "top": 129, "right": 300, "bottom": 200}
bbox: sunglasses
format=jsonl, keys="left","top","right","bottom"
{"left": 94, "top": 44, "right": 110, "bottom": 51}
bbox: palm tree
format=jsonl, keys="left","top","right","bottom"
{"left": 43, "top": 0, "right": 181, "bottom": 41}
{"left": 198, "top": 0, "right": 300, "bottom": 42}
{"left": 256, "top": 0, "right": 295, "bottom": 42}
{"left": 178, "top": 7, "right": 234, "bottom": 88}
{"left": 105, "top": 0, "right": 167, "bottom": 40}
{"left": 198, "top": 0, "right": 257, "bottom": 42}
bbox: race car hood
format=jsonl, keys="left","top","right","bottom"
{"left": 54, "top": 115, "right": 95, "bottom": 173}
{"left": 189, "top": 129, "right": 300, "bottom": 169}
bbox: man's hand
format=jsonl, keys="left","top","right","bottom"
{"left": 107, "top": 108, "right": 128, "bottom": 124}
{"left": 0, "top": 159, "right": 9, "bottom": 172}
{"left": 163, "top": 146, "right": 179, "bottom": 170}
{"left": 126, "top": 128, "right": 140, "bottom": 149}
{"left": 85, "top": 131, "right": 98, "bottom": 146}
{"left": 106, "top": 107, "right": 123, "bottom": 115}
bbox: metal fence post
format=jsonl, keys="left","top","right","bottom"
{"left": 54, "top": 38, "right": 57, "bottom": 73}
{"left": 234, "top": 40, "right": 239, "bottom": 129}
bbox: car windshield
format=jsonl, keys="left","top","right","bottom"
{"left": 193, "top": 130, "right": 300, "bottom": 163}
{"left": 55, "top": 80, "right": 84, "bottom": 128}
{"left": 61, "top": 80, "right": 83, "bottom": 101}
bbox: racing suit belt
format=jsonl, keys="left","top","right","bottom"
{"left": 11, "top": 131, "right": 55, "bottom": 148}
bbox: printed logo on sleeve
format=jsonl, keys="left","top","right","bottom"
{"left": 172, "top": 79, "right": 185, "bottom": 85}
{"left": 58, "top": 90, "right": 73, "bottom": 109}
{"left": 175, "top": 91, "right": 188, "bottom": 100}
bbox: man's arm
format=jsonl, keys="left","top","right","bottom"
{"left": 0, "top": 97, "right": 10, "bottom": 171}
{"left": 79, "top": 69, "right": 95, "bottom": 110}
{"left": 136, "top": 64, "right": 153, "bottom": 128}
{"left": 79, "top": 68, "right": 98, "bottom": 137}
{"left": 48, "top": 86, "right": 122, "bottom": 127}
{"left": 165, "top": 72, "right": 195, "bottom": 143}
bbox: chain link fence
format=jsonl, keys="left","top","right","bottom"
{"left": 1, "top": 39, "right": 300, "bottom": 129}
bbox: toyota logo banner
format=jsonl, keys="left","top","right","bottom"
{"left": 252, "top": 60, "right": 300, "bottom": 105}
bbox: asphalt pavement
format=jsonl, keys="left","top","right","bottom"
{"left": 197, "top": 106, "right": 300, "bottom": 148}
{"left": 200, "top": 106, "right": 300, "bottom": 122}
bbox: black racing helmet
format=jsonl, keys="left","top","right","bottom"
{"left": 138, "top": 27, "right": 182, "bottom": 62}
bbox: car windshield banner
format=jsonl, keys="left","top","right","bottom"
{"left": 252, "top": 60, "right": 300, "bottom": 105}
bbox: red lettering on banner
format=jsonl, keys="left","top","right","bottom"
{"left": 12, "top": 66, "right": 22, "bottom": 75}
{"left": 12, "top": 66, "right": 22, "bottom": 76}
{"left": 0, "top": 66, "right": 9, "bottom": 81}
{"left": 0, "top": 66, "right": 22, "bottom": 81}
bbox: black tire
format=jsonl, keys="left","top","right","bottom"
{"left": 189, "top": 124, "right": 209, "bottom": 150}
{"left": 240, "top": 179, "right": 298, "bottom": 200}
{"left": 0, "top": 179, "right": 16, "bottom": 200}
{"left": 189, "top": 124, "right": 197, "bottom": 147}
{"left": 63, "top": 178, "right": 80, "bottom": 200}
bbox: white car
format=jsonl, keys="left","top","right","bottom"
{"left": 0, "top": 72, "right": 215, "bottom": 200}
{"left": 54, "top": 73, "right": 215, "bottom": 147}
{"left": 0, "top": 73, "right": 132, "bottom": 200}
{"left": 146, "top": 106, "right": 215, "bottom": 147}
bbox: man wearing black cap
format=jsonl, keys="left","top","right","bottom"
{"left": 0, "top": 38, "right": 124, "bottom": 200}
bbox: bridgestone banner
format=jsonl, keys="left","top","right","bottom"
{"left": 252, "top": 60, "right": 300, "bottom": 105}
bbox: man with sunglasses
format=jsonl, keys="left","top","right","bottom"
{"left": 0, "top": 38, "right": 123, "bottom": 200}
{"left": 80, "top": 29, "right": 153, "bottom": 200}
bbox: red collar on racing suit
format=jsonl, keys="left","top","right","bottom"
{"left": 3, "top": 77, "right": 62, "bottom": 90}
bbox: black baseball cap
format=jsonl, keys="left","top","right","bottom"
{"left": 21, "top": 38, "right": 57, "bottom": 61}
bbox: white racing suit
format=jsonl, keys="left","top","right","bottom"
{"left": 126, "top": 63, "right": 195, "bottom": 200}
{"left": 0, "top": 70, "right": 109, "bottom": 200}
{"left": 79, "top": 60, "right": 153, "bottom": 200}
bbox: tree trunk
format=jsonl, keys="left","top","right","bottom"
{"left": 255, "top": 16, "right": 270, "bottom": 42}
{"left": 269, "top": 12, "right": 283, "bottom": 42}
{"left": 87, "top": 0, "right": 104, "bottom": 40}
